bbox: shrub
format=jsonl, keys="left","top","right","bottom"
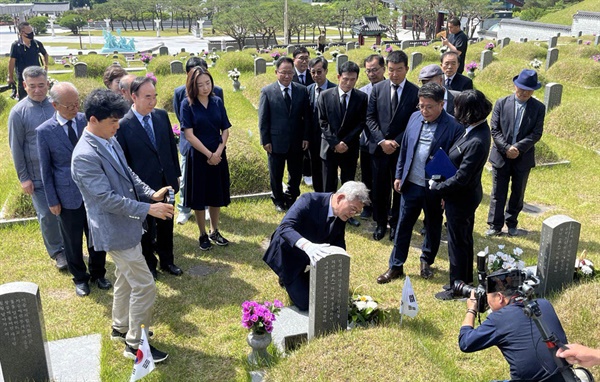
{"left": 0, "top": 57, "right": 9, "bottom": 86}
{"left": 77, "top": 55, "right": 119, "bottom": 78}
{"left": 155, "top": 74, "right": 185, "bottom": 111}
{"left": 28, "top": 16, "right": 48, "bottom": 35}
{"left": 147, "top": 56, "right": 178, "bottom": 76}
{"left": 71, "top": 77, "right": 105, "bottom": 101}
{"left": 218, "top": 51, "right": 255, "bottom": 73}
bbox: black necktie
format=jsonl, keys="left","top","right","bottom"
{"left": 283, "top": 87, "right": 291, "bottom": 112}
{"left": 341, "top": 93, "right": 347, "bottom": 117}
{"left": 391, "top": 84, "right": 399, "bottom": 114}
{"left": 66, "top": 120, "right": 78, "bottom": 147}
{"left": 299, "top": 74, "right": 305, "bottom": 85}
{"left": 142, "top": 115, "right": 157, "bottom": 148}
{"left": 316, "top": 87, "right": 322, "bottom": 97}
{"left": 445, "top": 78, "right": 452, "bottom": 89}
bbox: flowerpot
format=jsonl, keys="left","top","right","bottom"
{"left": 232, "top": 79, "right": 241, "bottom": 92}
{"left": 247, "top": 331, "right": 272, "bottom": 366}
{"left": 467, "top": 70, "right": 475, "bottom": 79}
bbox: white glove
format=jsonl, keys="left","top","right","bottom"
{"left": 428, "top": 179, "right": 437, "bottom": 190}
{"left": 304, "top": 242, "right": 331, "bottom": 266}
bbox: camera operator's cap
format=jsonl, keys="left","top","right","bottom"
{"left": 419, "top": 64, "right": 444, "bottom": 81}
{"left": 513, "top": 69, "right": 542, "bottom": 91}
{"left": 486, "top": 270, "right": 521, "bottom": 294}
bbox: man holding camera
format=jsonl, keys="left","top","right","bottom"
{"left": 459, "top": 270, "right": 569, "bottom": 381}
{"left": 116, "top": 76, "right": 182, "bottom": 279}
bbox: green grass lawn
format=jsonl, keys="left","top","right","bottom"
{"left": 536, "top": 0, "right": 600, "bottom": 25}
{"left": 0, "top": 34, "right": 599, "bottom": 381}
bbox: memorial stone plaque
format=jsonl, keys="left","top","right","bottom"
{"left": 595, "top": 35, "right": 600, "bottom": 46}
{"left": 226, "top": 46, "right": 234, "bottom": 52}
{"left": 549, "top": 36, "right": 558, "bottom": 48}
{"left": 308, "top": 247, "right": 350, "bottom": 339}
{"left": 520, "top": 37, "right": 528, "bottom": 43}
{"left": 546, "top": 48, "right": 559, "bottom": 70}
{"left": 336, "top": 54, "right": 348, "bottom": 73}
{"left": 0, "top": 282, "right": 51, "bottom": 381}
{"left": 544, "top": 82, "right": 563, "bottom": 112}
{"left": 536, "top": 215, "right": 580, "bottom": 296}
{"left": 400, "top": 40, "right": 410, "bottom": 50}
{"left": 480, "top": 49, "right": 493, "bottom": 70}
{"left": 159, "top": 46, "right": 169, "bottom": 56}
{"left": 410, "top": 52, "right": 422, "bottom": 70}
{"left": 345, "top": 42, "right": 354, "bottom": 51}
{"left": 500, "top": 37, "right": 510, "bottom": 49}
{"left": 170, "top": 60, "right": 184, "bottom": 74}
{"left": 254, "top": 57, "right": 267, "bottom": 76}
{"left": 74, "top": 62, "right": 88, "bottom": 78}
{"left": 180, "top": 47, "right": 186, "bottom": 53}
{"left": 287, "top": 45, "right": 295, "bottom": 55}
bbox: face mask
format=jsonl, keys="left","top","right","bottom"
{"left": 25, "top": 31, "right": 34, "bottom": 39}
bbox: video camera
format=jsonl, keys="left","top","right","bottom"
{"left": 0, "top": 83, "right": 17, "bottom": 99}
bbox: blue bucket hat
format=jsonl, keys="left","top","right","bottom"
{"left": 513, "top": 69, "right": 541, "bottom": 91}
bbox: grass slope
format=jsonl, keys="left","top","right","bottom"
{"left": 536, "top": 0, "right": 600, "bottom": 25}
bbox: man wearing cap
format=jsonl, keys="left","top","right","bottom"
{"left": 419, "top": 64, "right": 460, "bottom": 116}
{"left": 459, "top": 270, "right": 568, "bottom": 381}
{"left": 485, "top": 69, "right": 544, "bottom": 237}
{"left": 376, "top": 83, "right": 464, "bottom": 284}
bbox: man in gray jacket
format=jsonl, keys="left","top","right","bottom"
{"left": 71, "top": 89, "right": 172, "bottom": 362}
{"left": 8, "top": 66, "right": 65, "bottom": 269}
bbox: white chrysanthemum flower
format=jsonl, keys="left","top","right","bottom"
{"left": 581, "top": 265, "right": 593, "bottom": 275}
{"left": 581, "top": 259, "right": 594, "bottom": 267}
{"left": 354, "top": 300, "right": 366, "bottom": 310}
{"left": 514, "top": 247, "right": 523, "bottom": 256}
{"left": 498, "top": 244, "right": 505, "bottom": 250}
{"left": 502, "top": 262, "right": 513, "bottom": 269}
{"left": 488, "top": 254, "right": 497, "bottom": 264}
{"left": 501, "top": 254, "right": 510, "bottom": 262}
{"left": 366, "top": 300, "right": 378, "bottom": 310}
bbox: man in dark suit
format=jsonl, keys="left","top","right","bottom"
{"left": 377, "top": 83, "right": 464, "bottom": 284}
{"left": 442, "top": 17, "right": 468, "bottom": 74}
{"left": 37, "top": 82, "right": 111, "bottom": 297}
{"left": 259, "top": 57, "right": 311, "bottom": 212}
{"left": 306, "top": 56, "right": 335, "bottom": 193}
{"left": 441, "top": 51, "right": 473, "bottom": 92}
{"left": 263, "top": 181, "right": 370, "bottom": 310}
{"left": 72, "top": 89, "right": 172, "bottom": 362}
{"left": 292, "top": 47, "right": 314, "bottom": 87}
{"left": 366, "top": 50, "right": 419, "bottom": 241}
{"left": 117, "top": 76, "right": 182, "bottom": 278}
{"left": 419, "top": 64, "right": 460, "bottom": 116}
{"left": 486, "top": 69, "right": 545, "bottom": 237}
{"left": 173, "top": 57, "right": 224, "bottom": 225}
{"left": 318, "top": 61, "right": 367, "bottom": 228}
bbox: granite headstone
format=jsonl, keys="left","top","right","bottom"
{"left": 159, "top": 46, "right": 168, "bottom": 56}
{"left": 480, "top": 49, "right": 493, "bottom": 70}
{"left": 549, "top": 36, "right": 558, "bottom": 48}
{"left": 336, "top": 54, "right": 348, "bottom": 73}
{"left": 400, "top": 40, "right": 410, "bottom": 50}
{"left": 544, "top": 82, "right": 563, "bottom": 112}
{"left": 345, "top": 41, "right": 355, "bottom": 51}
{"left": 254, "top": 57, "right": 267, "bottom": 76}
{"left": 410, "top": 52, "right": 422, "bottom": 70}
{"left": 74, "top": 62, "right": 88, "bottom": 78}
{"left": 546, "top": 48, "right": 559, "bottom": 70}
{"left": 536, "top": 215, "right": 580, "bottom": 296}
{"left": 170, "top": 60, "right": 184, "bottom": 74}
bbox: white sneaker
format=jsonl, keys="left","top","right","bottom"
{"left": 176, "top": 212, "right": 192, "bottom": 225}
{"left": 303, "top": 176, "right": 313, "bottom": 186}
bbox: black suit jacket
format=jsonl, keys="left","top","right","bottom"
{"left": 293, "top": 70, "right": 314, "bottom": 86}
{"left": 258, "top": 81, "right": 311, "bottom": 154}
{"left": 432, "top": 121, "right": 491, "bottom": 209}
{"left": 116, "top": 108, "right": 181, "bottom": 192}
{"left": 445, "top": 89, "right": 460, "bottom": 116}
{"left": 307, "top": 80, "right": 336, "bottom": 143}
{"left": 318, "top": 87, "right": 368, "bottom": 160}
{"left": 263, "top": 192, "right": 346, "bottom": 284}
{"left": 489, "top": 94, "right": 544, "bottom": 171}
{"left": 445, "top": 73, "right": 473, "bottom": 92}
{"left": 366, "top": 79, "right": 420, "bottom": 155}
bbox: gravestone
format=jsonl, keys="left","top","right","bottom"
{"left": 577, "top": 31, "right": 583, "bottom": 37}
{"left": 400, "top": 40, "right": 410, "bottom": 50}
{"left": 536, "top": 215, "right": 580, "bottom": 296}
{"left": 595, "top": 35, "right": 600, "bottom": 46}
{"left": 480, "top": 49, "right": 493, "bottom": 70}
{"left": 74, "top": 62, "right": 88, "bottom": 77}
{"left": 520, "top": 37, "right": 528, "bottom": 43}
{"left": 287, "top": 45, "right": 295, "bottom": 55}
{"left": 159, "top": 46, "right": 168, "bottom": 56}
{"left": 336, "top": 54, "right": 348, "bottom": 73}
{"left": 0, "top": 282, "right": 51, "bottom": 381}
{"left": 549, "top": 36, "right": 558, "bottom": 48}
{"left": 409, "top": 52, "right": 422, "bottom": 70}
{"left": 577, "top": 39, "right": 582, "bottom": 45}
{"left": 170, "top": 60, "right": 184, "bottom": 74}
{"left": 546, "top": 48, "right": 559, "bottom": 70}
{"left": 152, "top": 53, "right": 157, "bottom": 57}
{"left": 308, "top": 247, "right": 350, "bottom": 339}
{"left": 544, "top": 83, "right": 563, "bottom": 113}
{"left": 226, "top": 46, "right": 234, "bottom": 52}
{"left": 345, "top": 41, "right": 354, "bottom": 51}
{"left": 88, "top": 51, "right": 97, "bottom": 55}
{"left": 180, "top": 48, "right": 186, "bottom": 53}
{"left": 254, "top": 57, "right": 267, "bottom": 76}
{"left": 500, "top": 37, "right": 510, "bottom": 49}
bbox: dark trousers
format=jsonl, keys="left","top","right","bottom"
{"left": 268, "top": 150, "right": 303, "bottom": 206}
{"left": 57, "top": 204, "right": 106, "bottom": 284}
{"left": 445, "top": 201, "right": 476, "bottom": 286}
{"left": 285, "top": 271, "right": 309, "bottom": 311}
{"left": 371, "top": 151, "right": 401, "bottom": 227}
{"left": 487, "top": 164, "right": 531, "bottom": 230}
{"left": 359, "top": 148, "right": 373, "bottom": 210}
{"left": 389, "top": 182, "right": 443, "bottom": 269}
{"left": 17, "top": 78, "right": 26, "bottom": 100}
{"left": 322, "top": 148, "right": 359, "bottom": 192}
{"left": 307, "top": 139, "right": 324, "bottom": 192}
{"left": 141, "top": 215, "right": 175, "bottom": 271}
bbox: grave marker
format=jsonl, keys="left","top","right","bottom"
{"left": 170, "top": 60, "right": 184, "bottom": 74}
{"left": 549, "top": 36, "right": 558, "bottom": 48}
{"left": 159, "top": 46, "right": 169, "bottom": 56}
{"left": 336, "top": 54, "right": 348, "bottom": 73}
{"left": 409, "top": 52, "right": 422, "bottom": 70}
{"left": 345, "top": 41, "right": 355, "bottom": 51}
{"left": 546, "top": 48, "right": 559, "bottom": 70}
{"left": 480, "top": 49, "right": 493, "bottom": 70}
{"left": 544, "top": 83, "right": 563, "bottom": 112}
{"left": 254, "top": 57, "right": 267, "bottom": 76}
{"left": 400, "top": 40, "right": 410, "bottom": 50}
{"left": 74, "top": 62, "right": 88, "bottom": 77}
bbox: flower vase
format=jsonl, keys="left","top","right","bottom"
{"left": 247, "top": 331, "right": 272, "bottom": 366}
{"left": 232, "top": 79, "right": 241, "bottom": 92}
{"left": 467, "top": 70, "right": 475, "bottom": 79}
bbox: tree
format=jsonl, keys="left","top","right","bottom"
{"left": 59, "top": 14, "right": 87, "bottom": 35}
{"left": 28, "top": 16, "right": 48, "bottom": 35}
{"left": 214, "top": 2, "right": 252, "bottom": 49}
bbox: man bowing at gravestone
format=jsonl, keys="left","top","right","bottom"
{"left": 263, "top": 181, "right": 370, "bottom": 311}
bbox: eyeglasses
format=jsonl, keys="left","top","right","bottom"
{"left": 365, "top": 67, "right": 382, "bottom": 74}
{"left": 295, "top": 55, "right": 309, "bottom": 61}
{"left": 417, "top": 103, "right": 441, "bottom": 111}
{"left": 277, "top": 71, "right": 295, "bottom": 77}
{"left": 59, "top": 102, "right": 79, "bottom": 110}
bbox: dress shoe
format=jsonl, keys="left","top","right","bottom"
{"left": 93, "top": 277, "right": 112, "bottom": 290}
{"left": 347, "top": 217, "right": 361, "bottom": 227}
{"left": 150, "top": 269, "right": 158, "bottom": 280}
{"left": 376, "top": 267, "right": 403, "bottom": 284}
{"left": 420, "top": 260, "right": 434, "bottom": 279}
{"left": 485, "top": 227, "right": 502, "bottom": 237}
{"left": 435, "top": 289, "right": 461, "bottom": 301}
{"left": 373, "top": 225, "right": 387, "bottom": 241}
{"left": 389, "top": 227, "right": 396, "bottom": 241}
{"left": 508, "top": 227, "right": 519, "bottom": 236}
{"left": 161, "top": 264, "right": 183, "bottom": 276}
{"left": 75, "top": 282, "right": 90, "bottom": 297}
{"left": 55, "top": 252, "right": 68, "bottom": 270}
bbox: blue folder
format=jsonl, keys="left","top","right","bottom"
{"left": 425, "top": 148, "right": 457, "bottom": 180}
